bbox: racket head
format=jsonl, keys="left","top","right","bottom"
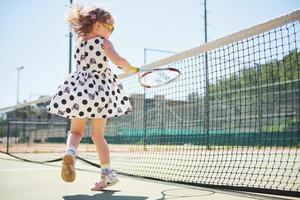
{"left": 137, "top": 67, "right": 181, "bottom": 88}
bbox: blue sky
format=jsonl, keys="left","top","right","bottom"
{"left": 0, "top": 0, "right": 299, "bottom": 108}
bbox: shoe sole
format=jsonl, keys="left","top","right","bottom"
{"left": 91, "top": 179, "right": 119, "bottom": 191}
{"left": 61, "top": 154, "right": 75, "bottom": 182}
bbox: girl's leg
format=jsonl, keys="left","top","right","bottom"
{"left": 90, "top": 118, "right": 118, "bottom": 191}
{"left": 61, "top": 118, "right": 86, "bottom": 182}
{"left": 90, "top": 118, "right": 109, "bottom": 165}
{"left": 66, "top": 118, "right": 86, "bottom": 154}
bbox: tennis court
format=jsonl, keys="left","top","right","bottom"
{"left": 1, "top": 152, "right": 298, "bottom": 200}
{"left": 0, "top": 6, "right": 299, "bottom": 200}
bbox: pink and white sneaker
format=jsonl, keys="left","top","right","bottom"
{"left": 91, "top": 170, "right": 119, "bottom": 191}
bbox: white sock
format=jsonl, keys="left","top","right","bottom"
{"left": 65, "top": 146, "right": 77, "bottom": 158}
{"left": 101, "top": 163, "right": 112, "bottom": 174}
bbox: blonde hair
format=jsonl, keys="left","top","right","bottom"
{"left": 66, "top": 4, "right": 114, "bottom": 40}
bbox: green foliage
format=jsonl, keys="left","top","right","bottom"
{"left": 191, "top": 50, "right": 300, "bottom": 133}
{"left": 208, "top": 50, "right": 300, "bottom": 93}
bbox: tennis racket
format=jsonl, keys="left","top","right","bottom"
{"left": 137, "top": 67, "right": 181, "bottom": 88}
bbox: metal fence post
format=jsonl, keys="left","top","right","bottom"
{"left": 6, "top": 120, "right": 10, "bottom": 153}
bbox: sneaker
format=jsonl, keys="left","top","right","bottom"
{"left": 91, "top": 170, "right": 119, "bottom": 191}
{"left": 61, "top": 153, "right": 76, "bottom": 182}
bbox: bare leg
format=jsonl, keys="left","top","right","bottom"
{"left": 66, "top": 118, "right": 86, "bottom": 151}
{"left": 61, "top": 118, "right": 86, "bottom": 182}
{"left": 90, "top": 118, "right": 119, "bottom": 191}
{"left": 90, "top": 118, "right": 109, "bottom": 165}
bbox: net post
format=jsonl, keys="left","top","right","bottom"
{"left": 6, "top": 120, "right": 10, "bottom": 153}
{"left": 143, "top": 92, "right": 147, "bottom": 151}
{"left": 204, "top": 52, "right": 210, "bottom": 150}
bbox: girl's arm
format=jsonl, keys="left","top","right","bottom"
{"left": 103, "top": 39, "right": 137, "bottom": 73}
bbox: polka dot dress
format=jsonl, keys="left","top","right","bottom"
{"left": 47, "top": 37, "right": 133, "bottom": 119}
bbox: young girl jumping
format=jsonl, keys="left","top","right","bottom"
{"left": 47, "top": 4, "right": 139, "bottom": 191}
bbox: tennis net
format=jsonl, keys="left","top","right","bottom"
{"left": 1, "top": 10, "right": 299, "bottom": 197}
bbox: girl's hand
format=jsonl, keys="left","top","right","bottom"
{"left": 129, "top": 66, "right": 139, "bottom": 73}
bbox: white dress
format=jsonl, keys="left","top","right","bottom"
{"left": 47, "top": 37, "right": 132, "bottom": 119}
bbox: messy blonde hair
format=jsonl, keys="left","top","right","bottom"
{"left": 66, "top": 4, "right": 114, "bottom": 40}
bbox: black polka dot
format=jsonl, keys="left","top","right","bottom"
{"left": 82, "top": 100, "right": 88, "bottom": 105}
{"left": 101, "top": 80, "right": 106, "bottom": 84}
{"left": 121, "top": 100, "right": 125, "bottom": 105}
{"left": 95, "top": 39, "right": 100, "bottom": 44}
{"left": 77, "top": 92, "right": 82, "bottom": 96}
{"left": 108, "top": 79, "right": 112, "bottom": 83}
{"left": 123, "top": 96, "right": 129, "bottom": 101}
{"left": 94, "top": 102, "right": 99, "bottom": 107}
{"left": 64, "top": 81, "right": 68, "bottom": 84}
{"left": 93, "top": 80, "right": 96, "bottom": 85}
{"left": 89, "top": 45, "right": 94, "bottom": 50}
{"left": 105, "top": 91, "right": 109, "bottom": 96}
{"left": 87, "top": 107, "right": 92, "bottom": 112}
{"left": 74, "top": 55, "right": 76, "bottom": 59}
{"left": 84, "top": 41, "right": 87, "bottom": 45}
{"left": 96, "top": 51, "right": 101, "bottom": 56}
{"left": 95, "top": 75, "right": 99, "bottom": 79}
{"left": 66, "top": 108, "right": 71, "bottom": 113}
{"left": 117, "top": 89, "right": 120, "bottom": 93}
{"left": 54, "top": 103, "right": 58, "bottom": 108}
{"left": 103, "top": 56, "right": 107, "bottom": 61}
{"left": 69, "top": 95, "right": 74, "bottom": 100}
{"left": 71, "top": 82, "right": 75, "bottom": 86}
{"left": 89, "top": 83, "right": 94, "bottom": 88}
{"left": 85, "top": 52, "right": 88, "bottom": 57}
{"left": 58, "top": 91, "right": 63, "bottom": 96}
{"left": 91, "top": 114, "right": 95, "bottom": 117}
{"left": 114, "top": 74, "right": 117, "bottom": 79}
{"left": 84, "top": 89, "right": 88, "bottom": 94}
{"left": 112, "top": 91, "right": 115, "bottom": 95}
{"left": 104, "top": 104, "right": 109, "bottom": 108}
{"left": 113, "top": 103, "right": 117, "bottom": 107}
{"left": 79, "top": 111, "right": 84, "bottom": 116}
{"left": 98, "top": 63, "right": 103, "bottom": 68}
{"left": 101, "top": 97, "right": 105, "bottom": 102}
{"left": 87, "top": 64, "right": 90, "bottom": 68}
{"left": 76, "top": 48, "right": 80, "bottom": 53}
{"left": 61, "top": 99, "right": 67, "bottom": 104}
{"left": 77, "top": 60, "right": 80, "bottom": 65}
{"left": 108, "top": 109, "right": 113, "bottom": 114}
{"left": 95, "top": 91, "right": 99, "bottom": 95}
{"left": 80, "top": 43, "right": 84, "bottom": 47}
{"left": 102, "top": 115, "right": 107, "bottom": 118}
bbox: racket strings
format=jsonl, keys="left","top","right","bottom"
{"left": 139, "top": 69, "right": 180, "bottom": 88}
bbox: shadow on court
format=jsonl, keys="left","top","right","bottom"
{"left": 63, "top": 190, "right": 147, "bottom": 200}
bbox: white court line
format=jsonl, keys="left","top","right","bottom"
{"left": 0, "top": 167, "right": 57, "bottom": 172}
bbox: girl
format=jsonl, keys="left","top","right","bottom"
{"left": 47, "top": 4, "right": 139, "bottom": 191}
